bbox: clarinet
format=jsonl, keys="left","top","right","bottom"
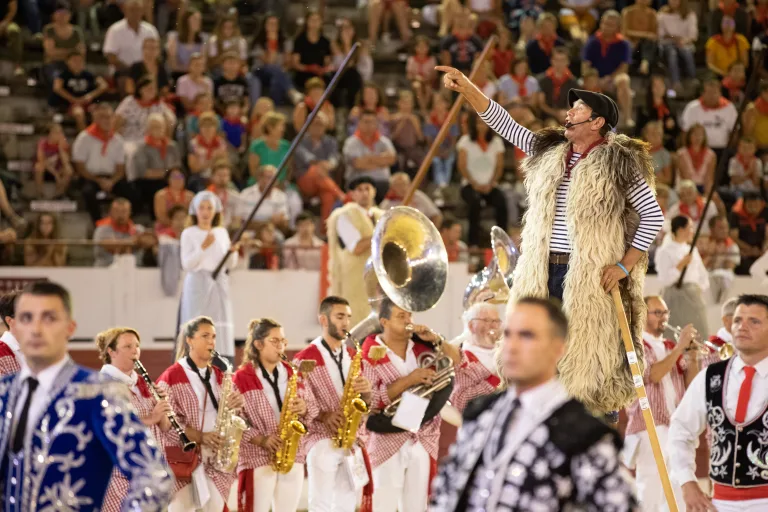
{"left": 134, "top": 359, "right": 197, "bottom": 452}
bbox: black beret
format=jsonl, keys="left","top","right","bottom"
{"left": 568, "top": 89, "right": 619, "bottom": 130}
{"left": 347, "top": 176, "right": 377, "bottom": 191}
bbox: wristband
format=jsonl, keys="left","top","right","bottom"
{"left": 616, "top": 262, "right": 630, "bottom": 277}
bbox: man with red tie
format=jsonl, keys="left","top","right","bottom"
{"left": 668, "top": 294, "right": 768, "bottom": 512}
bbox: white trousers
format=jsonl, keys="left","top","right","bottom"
{"left": 633, "top": 427, "right": 685, "bottom": 512}
{"left": 168, "top": 477, "right": 225, "bottom": 512}
{"left": 249, "top": 464, "right": 304, "bottom": 512}
{"left": 713, "top": 498, "right": 768, "bottom": 511}
{"left": 306, "top": 438, "right": 359, "bottom": 512}
{"left": 372, "top": 440, "right": 431, "bottom": 512}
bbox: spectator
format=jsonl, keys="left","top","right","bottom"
{"left": 342, "top": 109, "right": 397, "bottom": 202}
{"left": 205, "top": 13, "right": 247, "bottom": 73}
{"left": 727, "top": 136, "right": 764, "bottom": 196}
{"left": 102, "top": 0, "right": 159, "bottom": 85}
{"left": 699, "top": 215, "right": 740, "bottom": 303}
{"left": 390, "top": 90, "right": 426, "bottom": 174}
{"left": 293, "top": 77, "right": 336, "bottom": 134}
{"left": 582, "top": 10, "right": 634, "bottom": 128}
{"left": 581, "top": 69, "right": 602, "bottom": 93}
{"left": 645, "top": 121, "right": 674, "bottom": 189}
{"left": 750, "top": 245, "right": 768, "bottom": 284}
{"left": 524, "top": 13, "right": 565, "bottom": 75}
{"left": 187, "top": 111, "right": 228, "bottom": 191}
{"left": 248, "top": 14, "right": 300, "bottom": 107}
{"left": 722, "top": 61, "right": 746, "bottom": 103}
{"left": 743, "top": 82, "right": 768, "bottom": 154}
{"left": 184, "top": 92, "right": 218, "bottom": 138}
{"left": 368, "top": 0, "right": 412, "bottom": 47}
{"left": 558, "top": 0, "right": 598, "bottom": 42}
{"left": 681, "top": 78, "right": 738, "bottom": 157}
{"left": 166, "top": 7, "right": 206, "bottom": 76}
{"left": 293, "top": 113, "right": 345, "bottom": 224}
{"left": 657, "top": 0, "right": 697, "bottom": 94}
{"left": 705, "top": 16, "right": 749, "bottom": 78}
{"left": 513, "top": 14, "right": 536, "bottom": 53}
{"left": 133, "top": 114, "right": 182, "bottom": 209}
{"left": 213, "top": 52, "right": 249, "bottom": 113}
{"left": 472, "top": 60, "right": 500, "bottom": 101}
{"left": 751, "top": 0, "right": 768, "bottom": 36}
{"left": 665, "top": 180, "right": 719, "bottom": 236}
{"left": 503, "top": 0, "right": 545, "bottom": 36}
{"left": 676, "top": 123, "right": 716, "bottom": 194}
{"left": 291, "top": 10, "right": 332, "bottom": 92}
{"left": 424, "top": 91, "right": 459, "bottom": 204}
{"left": 153, "top": 168, "right": 193, "bottom": 231}
{"left": 441, "top": 218, "right": 468, "bottom": 263}
{"left": 220, "top": 101, "right": 247, "bottom": 158}
{"left": 50, "top": 51, "right": 108, "bottom": 131}
{"left": 72, "top": 103, "right": 135, "bottom": 224}
{"left": 23, "top": 213, "right": 67, "bottom": 267}
{"left": 247, "top": 112, "right": 290, "bottom": 186}
{"left": 331, "top": 17, "right": 372, "bottom": 109}
{"left": 93, "top": 198, "right": 149, "bottom": 267}
{"left": 636, "top": 75, "right": 678, "bottom": 150}
{"left": 248, "top": 222, "right": 281, "bottom": 270}
{"left": 206, "top": 159, "right": 241, "bottom": 229}
{"left": 621, "top": 0, "right": 658, "bottom": 75}
{"left": 41, "top": 1, "right": 85, "bottom": 85}
{"left": 407, "top": 36, "right": 438, "bottom": 114}
{"left": 729, "top": 191, "right": 768, "bottom": 274}
{"left": 440, "top": 13, "right": 484, "bottom": 73}
{"left": 283, "top": 211, "right": 325, "bottom": 270}
{"left": 491, "top": 26, "right": 515, "bottom": 81}
{"left": 156, "top": 205, "right": 187, "bottom": 297}
{"left": 535, "top": 47, "right": 578, "bottom": 125}
{"left": 249, "top": 97, "right": 275, "bottom": 141}
{"left": 34, "top": 122, "right": 74, "bottom": 199}
{"left": 175, "top": 53, "right": 214, "bottom": 113}
{"left": 709, "top": 0, "right": 748, "bottom": 37}
{"left": 0, "top": 0, "right": 23, "bottom": 76}
{"left": 348, "top": 82, "right": 391, "bottom": 136}
{"left": 115, "top": 76, "right": 177, "bottom": 147}
{"left": 239, "top": 165, "right": 290, "bottom": 233}
{"left": 126, "top": 38, "right": 170, "bottom": 97}
{"left": 496, "top": 58, "right": 535, "bottom": 106}
{"left": 380, "top": 172, "right": 443, "bottom": 228}
{"left": 457, "top": 113, "right": 507, "bottom": 248}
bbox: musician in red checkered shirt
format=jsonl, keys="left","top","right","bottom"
{"left": 157, "top": 316, "right": 245, "bottom": 512}
{"left": 233, "top": 317, "right": 318, "bottom": 512}
{"left": 362, "top": 297, "right": 463, "bottom": 512}
{"left": 621, "top": 295, "right": 700, "bottom": 511}
{"left": 293, "top": 296, "right": 375, "bottom": 512}
{"left": 701, "top": 297, "right": 738, "bottom": 368}
{"left": 0, "top": 290, "right": 21, "bottom": 376}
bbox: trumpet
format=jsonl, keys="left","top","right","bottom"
{"left": 134, "top": 359, "right": 197, "bottom": 452}
{"left": 664, "top": 325, "right": 734, "bottom": 360}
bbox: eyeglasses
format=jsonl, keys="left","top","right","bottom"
{"left": 265, "top": 337, "right": 288, "bottom": 347}
{"left": 473, "top": 318, "right": 502, "bottom": 326}
{"left": 649, "top": 309, "right": 670, "bottom": 317}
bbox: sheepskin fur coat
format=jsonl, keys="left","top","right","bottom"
{"left": 510, "top": 128, "right": 655, "bottom": 414}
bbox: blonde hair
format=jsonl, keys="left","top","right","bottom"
{"left": 242, "top": 317, "right": 282, "bottom": 368}
{"left": 261, "top": 112, "right": 286, "bottom": 136}
{"left": 95, "top": 327, "right": 141, "bottom": 364}
{"left": 175, "top": 316, "right": 215, "bottom": 361}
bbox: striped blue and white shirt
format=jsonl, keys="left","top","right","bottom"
{"left": 480, "top": 100, "right": 664, "bottom": 254}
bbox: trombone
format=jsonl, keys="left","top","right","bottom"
{"left": 664, "top": 324, "right": 734, "bottom": 360}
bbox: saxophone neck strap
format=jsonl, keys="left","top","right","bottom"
{"left": 321, "top": 338, "right": 346, "bottom": 386}
{"left": 187, "top": 356, "right": 219, "bottom": 411}
{"left": 258, "top": 361, "right": 284, "bottom": 411}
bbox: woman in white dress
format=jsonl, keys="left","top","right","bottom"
{"left": 178, "top": 191, "right": 239, "bottom": 361}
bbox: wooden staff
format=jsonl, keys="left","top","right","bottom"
{"left": 611, "top": 287, "right": 679, "bottom": 512}
{"left": 402, "top": 37, "right": 497, "bottom": 206}
{"left": 211, "top": 43, "right": 361, "bottom": 279}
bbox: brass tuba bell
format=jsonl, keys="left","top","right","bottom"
{"left": 463, "top": 226, "right": 519, "bottom": 310}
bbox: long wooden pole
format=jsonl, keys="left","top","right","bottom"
{"left": 611, "top": 288, "right": 679, "bottom": 512}
{"left": 402, "top": 37, "right": 497, "bottom": 206}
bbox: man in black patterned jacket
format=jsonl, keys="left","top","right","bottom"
{"left": 430, "top": 297, "right": 638, "bottom": 511}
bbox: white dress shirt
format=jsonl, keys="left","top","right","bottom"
{"left": 463, "top": 343, "right": 497, "bottom": 375}
{"left": 179, "top": 358, "right": 221, "bottom": 433}
{"left": 310, "top": 336, "right": 351, "bottom": 397}
{"left": 667, "top": 355, "right": 768, "bottom": 488}
{"left": 716, "top": 327, "right": 733, "bottom": 343}
{"left": 100, "top": 364, "right": 141, "bottom": 397}
{"left": 102, "top": 19, "right": 160, "bottom": 69}
{"left": 12, "top": 355, "right": 71, "bottom": 444}
{"left": 750, "top": 250, "right": 768, "bottom": 286}
{"left": 1, "top": 330, "right": 20, "bottom": 354}
{"left": 255, "top": 361, "right": 288, "bottom": 420}
{"left": 643, "top": 331, "right": 679, "bottom": 418}
{"left": 654, "top": 238, "right": 710, "bottom": 291}
{"left": 374, "top": 335, "right": 418, "bottom": 377}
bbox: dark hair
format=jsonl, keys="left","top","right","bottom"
{"left": 516, "top": 296, "right": 569, "bottom": 339}
{"left": 254, "top": 13, "right": 286, "bottom": 51}
{"left": 743, "top": 190, "right": 764, "bottom": 202}
{"left": 735, "top": 294, "right": 768, "bottom": 314}
{"left": 134, "top": 75, "right": 156, "bottom": 99}
{"left": 176, "top": 316, "right": 215, "bottom": 361}
{"left": 441, "top": 217, "right": 460, "bottom": 231}
{"left": 243, "top": 317, "right": 282, "bottom": 366}
{"left": 355, "top": 82, "right": 384, "bottom": 109}
{"left": 670, "top": 215, "right": 691, "bottom": 235}
{"left": 0, "top": 290, "right": 20, "bottom": 327}
{"left": 167, "top": 204, "right": 187, "bottom": 220}
{"left": 708, "top": 215, "right": 728, "bottom": 230}
{"left": 29, "top": 213, "right": 61, "bottom": 258}
{"left": 177, "top": 7, "right": 203, "bottom": 44}
{"left": 467, "top": 113, "right": 493, "bottom": 144}
{"left": 598, "top": 122, "right": 611, "bottom": 137}
{"left": 296, "top": 211, "right": 314, "bottom": 225}
{"left": 18, "top": 281, "right": 72, "bottom": 316}
{"left": 319, "top": 295, "right": 350, "bottom": 317}
{"left": 378, "top": 297, "right": 398, "bottom": 320}
{"left": 645, "top": 75, "right": 670, "bottom": 117}
{"left": 551, "top": 46, "right": 569, "bottom": 58}
{"left": 684, "top": 123, "right": 709, "bottom": 148}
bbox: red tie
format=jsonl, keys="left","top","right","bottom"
{"left": 735, "top": 366, "right": 757, "bottom": 424}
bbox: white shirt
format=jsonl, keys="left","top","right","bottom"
{"left": 100, "top": 364, "right": 141, "bottom": 397}
{"left": 103, "top": 19, "right": 160, "bottom": 70}
{"left": 336, "top": 203, "right": 376, "bottom": 253}
{"left": 71, "top": 130, "right": 126, "bottom": 177}
{"left": 667, "top": 355, "right": 768, "bottom": 487}
{"left": 311, "top": 336, "right": 351, "bottom": 397}
{"left": 654, "top": 238, "right": 710, "bottom": 291}
{"left": 680, "top": 99, "right": 738, "bottom": 149}
{"left": 180, "top": 225, "right": 237, "bottom": 272}
{"left": 663, "top": 201, "right": 718, "bottom": 236}
{"left": 642, "top": 331, "right": 678, "bottom": 417}
{"left": 12, "top": 355, "right": 71, "bottom": 445}
{"left": 463, "top": 343, "right": 497, "bottom": 375}
{"left": 179, "top": 358, "right": 220, "bottom": 433}
{"left": 255, "top": 361, "right": 288, "bottom": 419}
{"left": 374, "top": 335, "right": 418, "bottom": 377}
{"left": 716, "top": 327, "right": 733, "bottom": 344}
{"left": 1, "top": 330, "right": 20, "bottom": 353}
{"left": 238, "top": 185, "right": 289, "bottom": 224}
{"left": 750, "top": 250, "right": 768, "bottom": 286}
{"left": 283, "top": 234, "right": 325, "bottom": 271}
{"left": 456, "top": 135, "right": 505, "bottom": 186}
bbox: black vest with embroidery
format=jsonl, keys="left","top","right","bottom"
{"left": 705, "top": 359, "right": 768, "bottom": 488}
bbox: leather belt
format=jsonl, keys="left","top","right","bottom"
{"left": 549, "top": 253, "right": 570, "bottom": 265}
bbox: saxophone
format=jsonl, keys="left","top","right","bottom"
{"left": 211, "top": 351, "right": 247, "bottom": 473}
{"left": 272, "top": 355, "right": 308, "bottom": 474}
{"left": 333, "top": 331, "right": 369, "bottom": 450}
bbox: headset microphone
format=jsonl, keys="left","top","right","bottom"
{"left": 563, "top": 118, "right": 594, "bottom": 129}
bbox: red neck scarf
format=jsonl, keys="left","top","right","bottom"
{"left": 354, "top": 129, "right": 381, "bottom": 151}
{"left": 712, "top": 34, "right": 737, "bottom": 50}
{"left": 679, "top": 196, "right": 705, "bottom": 220}
{"left": 412, "top": 54, "right": 431, "bottom": 65}
{"left": 736, "top": 153, "right": 756, "bottom": 172}
{"left": 732, "top": 198, "right": 765, "bottom": 231}
{"left": 545, "top": 67, "right": 573, "bottom": 101}
{"left": 492, "top": 49, "right": 514, "bottom": 78}
{"left": 595, "top": 30, "right": 624, "bottom": 58}
{"left": 194, "top": 134, "right": 222, "bottom": 160}
{"left": 206, "top": 184, "right": 228, "bottom": 205}
{"left": 565, "top": 138, "right": 605, "bottom": 178}
{"left": 755, "top": 97, "right": 768, "bottom": 116}
{"left": 719, "top": 1, "right": 738, "bottom": 16}
{"left": 429, "top": 111, "right": 447, "bottom": 127}
{"left": 305, "top": 96, "right": 317, "bottom": 110}
{"left": 144, "top": 135, "right": 168, "bottom": 159}
{"left": 476, "top": 136, "right": 489, "bottom": 152}
{"left": 511, "top": 74, "right": 528, "bottom": 97}
{"left": 267, "top": 37, "right": 279, "bottom": 52}
{"left": 699, "top": 96, "right": 730, "bottom": 111}
{"left": 653, "top": 98, "right": 670, "bottom": 119}
{"left": 687, "top": 146, "right": 708, "bottom": 171}
{"left": 166, "top": 186, "right": 186, "bottom": 207}
{"left": 384, "top": 189, "right": 403, "bottom": 201}
{"left": 86, "top": 124, "right": 114, "bottom": 155}
{"left": 756, "top": 5, "right": 768, "bottom": 25}
{"left": 536, "top": 34, "right": 557, "bottom": 56}
{"left": 96, "top": 216, "right": 137, "bottom": 235}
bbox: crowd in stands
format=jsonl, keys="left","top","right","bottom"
{"left": 0, "top": 0, "right": 766, "bottom": 294}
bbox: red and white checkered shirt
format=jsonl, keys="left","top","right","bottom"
{"left": 450, "top": 346, "right": 501, "bottom": 412}
{"left": 233, "top": 360, "right": 318, "bottom": 473}
{"left": 625, "top": 333, "right": 687, "bottom": 435}
{"left": 0, "top": 341, "right": 20, "bottom": 376}
{"left": 700, "top": 333, "right": 731, "bottom": 369}
{"left": 156, "top": 362, "right": 236, "bottom": 501}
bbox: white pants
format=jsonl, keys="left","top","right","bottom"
{"left": 372, "top": 440, "right": 431, "bottom": 512}
{"left": 713, "top": 498, "right": 768, "bottom": 511}
{"left": 249, "top": 464, "right": 304, "bottom": 512}
{"left": 631, "top": 427, "right": 685, "bottom": 512}
{"left": 168, "top": 477, "right": 225, "bottom": 512}
{"left": 306, "top": 439, "right": 359, "bottom": 512}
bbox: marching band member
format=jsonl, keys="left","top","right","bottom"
{"left": 431, "top": 297, "right": 637, "bottom": 511}
{"left": 362, "top": 297, "right": 462, "bottom": 512}
{"left": 0, "top": 290, "right": 21, "bottom": 374}
{"left": 668, "top": 294, "right": 768, "bottom": 512}
{"left": 449, "top": 302, "right": 502, "bottom": 412}
{"left": 233, "top": 317, "right": 318, "bottom": 512}
{"left": 157, "top": 316, "right": 244, "bottom": 512}
{"left": 702, "top": 297, "right": 738, "bottom": 368}
{"left": 294, "top": 296, "right": 374, "bottom": 512}
{"left": 622, "top": 296, "right": 699, "bottom": 511}
{"left": 97, "top": 326, "right": 173, "bottom": 512}
{"left": 0, "top": 281, "right": 173, "bottom": 511}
